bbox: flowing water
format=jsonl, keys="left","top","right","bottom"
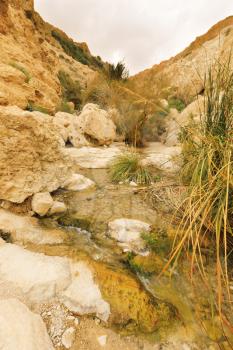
{"left": 29, "top": 165, "right": 233, "bottom": 349}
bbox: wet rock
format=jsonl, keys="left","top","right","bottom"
{"left": 63, "top": 174, "right": 95, "bottom": 191}
{"left": 108, "top": 218, "right": 150, "bottom": 253}
{"left": 0, "top": 243, "right": 71, "bottom": 303}
{"left": 0, "top": 209, "right": 66, "bottom": 245}
{"left": 60, "top": 262, "right": 110, "bottom": 322}
{"left": 61, "top": 327, "right": 76, "bottom": 349}
{"left": 92, "top": 260, "right": 174, "bottom": 333}
{"left": 0, "top": 298, "right": 54, "bottom": 350}
{"left": 31, "top": 192, "right": 54, "bottom": 216}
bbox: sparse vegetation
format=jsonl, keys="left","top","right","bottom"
{"left": 168, "top": 97, "right": 186, "bottom": 112}
{"left": 58, "top": 70, "right": 82, "bottom": 109}
{"left": 52, "top": 30, "right": 104, "bottom": 69}
{"left": 56, "top": 100, "right": 74, "bottom": 114}
{"left": 110, "top": 150, "right": 152, "bottom": 185}
{"left": 26, "top": 102, "right": 51, "bottom": 114}
{"left": 9, "top": 62, "right": 31, "bottom": 83}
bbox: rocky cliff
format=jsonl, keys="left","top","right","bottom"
{"left": 129, "top": 16, "right": 233, "bottom": 103}
{"left": 0, "top": 0, "right": 103, "bottom": 113}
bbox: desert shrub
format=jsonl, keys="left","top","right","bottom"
{"left": 56, "top": 100, "right": 74, "bottom": 114}
{"left": 9, "top": 61, "right": 31, "bottom": 83}
{"left": 26, "top": 102, "right": 51, "bottom": 114}
{"left": 106, "top": 61, "right": 129, "bottom": 81}
{"left": 58, "top": 70, "right": 82, "bottom": 109}
{"left": 167, "top": 58, "right": 233, "bottom": 315}
{"left": 142, "top": 110, "right": 168, "bottom": 142}
{"left": 168, "top": 97, "right": 186, "bottom": 112}
{"left": 82, "top": 75, "right": 112, "bottom": 108}
{"left": 110, "top": 150, "right": 152, "bottom": 185}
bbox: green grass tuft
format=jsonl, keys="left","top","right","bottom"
{"left": 9, "top": 62, "right": 31, "bottom": 83}
{"left": 110, "top": 150, "right": 152, "bottom": 185}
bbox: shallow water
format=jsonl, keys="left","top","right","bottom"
{"left": 36, "top": 166, "right": 233, "bottom": 349}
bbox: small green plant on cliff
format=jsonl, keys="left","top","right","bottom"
{"left": 26, "top": 102, "right": 50, "bottom": 114}
{"left": 58, "top": 70, "right": 82, "bottom": 109}
{"left": 110, "top": 150, "right": 152, "bottom": 185}
{"left": 166, "top": 58, "right": 233, "bottom": 317}
{"left": 9, "top": 62, "right": 31, "bottom": 83}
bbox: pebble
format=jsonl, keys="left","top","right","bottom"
{"left": 62, "top": 327, "right": 76, "bottom": 349}
{"left": 94, "top": 317, "right": 101, "bottom": 325}
{"left": 74, "top": 318, "right": 80, "bottom": 326}
{"left": 97, "top": 335, "right": 107, "bottom": 347}
{"left": 130, "top": 181, "right": 138, "bottom": 187}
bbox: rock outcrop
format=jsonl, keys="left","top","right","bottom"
{"left": 0, "top": 106, "right": 73, "bottom": 203}
{"left": 77, "top": 104, "right": 117, "bottom": 145}
{"left": 0, "top": 298, "right": 54, "bottom": 350}
{"left": 130, "top": 17, "right": 233, "bottom": 103}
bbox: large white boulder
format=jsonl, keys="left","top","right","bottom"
{"left": 60, "top": 262, "right": 110, "bottom": 322}
{"left": 31, "top": 192, "right": 54, "bottom": 216}
{"left": 63, "top": 174, "right": 95, "bottom": 191}
{"left": 67, "top": 146, "right": 122, "bottom": 169}
{"left": 77, "top": 104, "right": 116, "bottom": 145}
{"left": 54, "top": 112, "right": 89, "bottom": 148}
{"left": 108, "top": 218, "right": 151, "bottom": 253}
{"left": 0, "top": 244, "right": 71, "bottom": 303}
{"left": 0, "top": 299, "right": 54, "bottom": 350}
{"left": 0, "top": 106, "right": 73, "bottom": 203}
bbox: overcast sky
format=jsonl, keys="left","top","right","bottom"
{"left": 35, "top": 0, "right": 233, "bottom": 75}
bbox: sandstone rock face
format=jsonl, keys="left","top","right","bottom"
{"left": 0, "top": 298, "right": 54, "bottom": 350}
{"left": 60, "top": 262, "right": 110, "bottom": 322}
{"left": 108, "top": 218, "right": 150, "bottom": 253}
{"left": 54, "top": 112, "right": 89, "bottom": 148}
{"left": 0, "top": 244, "right": 71, "bottom": 303}
{"left": 63, "top": 174, "right": 95, "bottom": 191}
{"left": 131, "top": 19, "right": 233, "bottom": 102}
{"left": 67, "top": 146, "right": 122, "bottom": 169}
{"left": 0, "top": 106, "right": 73, "bottom": 203}
{"left": 78, "top": 104, "right": 116, "bottom": 145}
{"left": 31, "top": 192, "right": 54, "bottom": 216}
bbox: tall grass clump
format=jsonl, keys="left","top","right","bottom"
{"left": 167, "top": 58, "right": 233, "bottom": 319}
{"left": 110, "top": 151, "right": 152, "bottom": 185}
{"left": 106, "top": 61, "right": 129, "bottom": 81}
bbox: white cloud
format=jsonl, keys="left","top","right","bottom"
{"left": 34, "top": 0, "right": 233, "bottom": 74}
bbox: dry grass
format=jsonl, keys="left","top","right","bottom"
{"left": 163, "top": 58, "right": 233, "bottom": 326}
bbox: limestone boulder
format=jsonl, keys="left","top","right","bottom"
{"left": 67, "top": 146, "right": 122, "bottom": 169}
{"left": 31, "top": 192, "right": 54, "bottom": 216}
{"left": 0, "top": 209, "right": 66, "bottom": 245}
{"left": 54, "top": 112, "right": 89, "bottom": 148}
{"left": 60, "top": 262, "right": 110, "bottom": 322}
{"left": 0, "top": 299, "right": 54, "bottom": 350}
{"left": 165, "top": 96, "right": 204, "bottom": 146}
{"left": 0, "top": 244, "right": 71, "bottom": 303}
{"left": 77, "top": 104, "right": 116, "bottom": 145}
{"left": 63, "top": 174, "right": 95, "bottom": 192}
{"left": 0, "top": 106, "right": 73, "bottom": 203}
{"left": 108, "top": 218, "right": 151, "bottom": 253}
